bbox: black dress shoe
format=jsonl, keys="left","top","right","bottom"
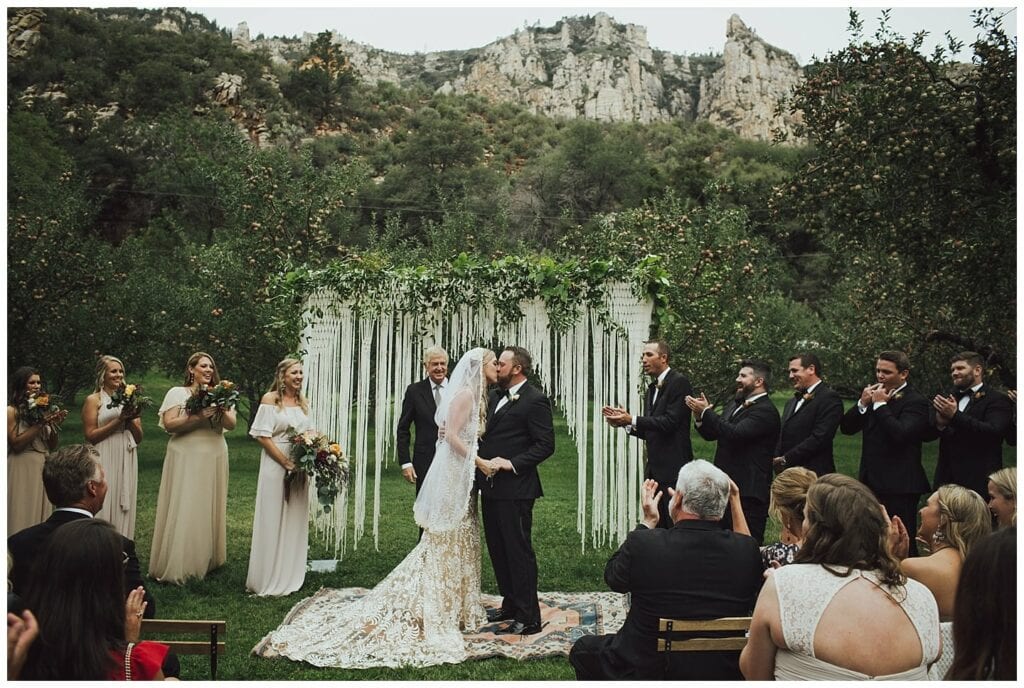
{"left": 496, "top": 620, "right": 542, "bottom": 636}
{"left": 486, "top": 608, "right": 515, "bottom": 623}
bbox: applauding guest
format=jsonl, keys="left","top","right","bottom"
{"left": 7, "top": 366, "right": 64, "bottom": 534}
{"left": 81, "top": 355, "right": 143, "bottom": 538}
{"left": 149, "top": 352, "right": 235, "bottom": 584}
{"left": 686, "top": 359, "right": 780, "bottom": 544}
{"left": 761, "top": 466, "right": 817, "bottom": 569}
{"left": 246, "top": 358, "right": 311, "bottom": 596}
{"left": 987, "top": 466, "right": 1015, "bottom": 528}
{"left": 19, "top": 520, "right": 171, "bottom": 680}
{"left": 569, "top": 461, "right": 762, "bottom": 680}
{"left": 740, "top": 474, "right": 941, "bottom": 680}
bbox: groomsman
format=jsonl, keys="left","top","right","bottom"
{"left": 396, "top": 345, "right": 448, "bottom": 494}
{"left": 773, "top": 353, "right": 843, "bottom": 477}
{"left": 686, "top": 359, "right": 780, "bottom": 544}
{"left": 602, "top": 340, "right": 693, "bottom": 529}
{"left": 929, "top": 351, "right": 1013, "bottom": 498}
{"left": 840, "top": 351, "right": 930, "bottom": 555}
{"left": 477, "top": 347, "right": 555, "bottom": 636}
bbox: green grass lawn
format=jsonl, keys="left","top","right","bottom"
{"left": 53, "top": 374, "right": 1014, "bottom": 680}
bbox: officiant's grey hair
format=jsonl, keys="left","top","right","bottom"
{"left": 675, "top": 460, "right": 730, "bottom": 520}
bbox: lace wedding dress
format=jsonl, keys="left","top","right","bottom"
{"left": 259, "top": 349, "right": 489, "bottom": 668}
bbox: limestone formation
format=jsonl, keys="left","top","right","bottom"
{"left": 8, "top": 8, "right": 45, "bottom": 59}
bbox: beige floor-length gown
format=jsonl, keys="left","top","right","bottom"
{"left": 148, "top": 386, "right": 228, "bottom": 584}
{"left": 93, "top": 390, "right": 139, "bottom": 538}
{"left": 6, "top": 416, "right": 53, "bottom": 535}
{"left": 245, "top": 402, "right": 310, "bottom": 596}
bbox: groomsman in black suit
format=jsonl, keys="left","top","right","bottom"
{"left": 773, "top": 352, "right": 843, "bottom": 477}
{"left": 476, "top": 347, "right": 555, "bottom": 636}
{"left": 686, "top": 359, "right": 780, "bottom": 544}
{"left": 396, "top": 345, "right": 449, "bottom": 494}
{"left": 929, "top": 351, "right": 1013, "bottom": 498}
{"left": 602, "top": 340, "right": 693, "bottom": 528}
{"left": 840, "top": 350, "right": 931, "bottom": 555}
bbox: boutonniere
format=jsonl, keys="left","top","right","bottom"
{"left": 656, "top": 380, "right": 664, "bottom": 389}
{"left": 802, "top": 392, "right": 814, "bottom": 402}
{"left": 973, "top": 390, "right": 986, "bottom": 400}
{"left": 890, "top": 392, "right": 904, "bottom": 401}
{"left": 507, "top": 392, "right": 520, "bottom": 403}
{"left": 742, "top": 399, "right": 754, "bottom": 408}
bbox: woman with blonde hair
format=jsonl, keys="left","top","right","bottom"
{"left": 246, "top": 357, "right": 312, "bottom": 596}
{"left": 761, "top": 466, "right": 817, "bottom": 568}
{"left": 149, "top": 352, "right": 235, "bottom": 584}
{"left": 740, "top": 473, "right": 940, "bottom": 680}
{"left": 987, "top": 466, "right": 1015, "bottom": 528}
{"left": 80, "top": 355, "right": 143, "bottom": 538}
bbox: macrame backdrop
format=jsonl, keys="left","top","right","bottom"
{"left": 300, "top": 282, "right": 653, "bottom": 556}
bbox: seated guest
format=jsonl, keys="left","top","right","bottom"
{"left": 740, "top": 473, "right": 941, "bottom": 680}
{"left": 19, "top": 520, "right": 172, "bottom": 680}
{"left": 947, "top": 527, "right": 1015, "bottom": 680}
{"left": 987, "top": 466, "right": 1016, "bottom": 528}
{"left": 761, "top": 467, "right": 817, "bottom": 569}
{"left": 569, "top": 460, "right": 763, "bottom": 680}
{"left": 7, "top": 444, "right": 154, "bottom": 616}
{"left": 896, "top": 484, "right": 991, "bottom": 619}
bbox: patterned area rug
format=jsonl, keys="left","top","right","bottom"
{"left": 253, "top": 588, "right": 629, "bottom": 662}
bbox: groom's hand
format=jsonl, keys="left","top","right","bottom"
{"left": 401, "top": 465, "right": 417, "bottom": 484}
{"left": 491, "top": 457, "right": 514, "bottom": 473}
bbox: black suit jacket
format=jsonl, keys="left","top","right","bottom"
{"left": 476, "top": 382, "right": 555, "bottom": 500}
{"left": 776, "top": 383, "right": 843, "bottom": 476}
{"left": 596, "top": 520, "right": 763, "bottom": 680}
{"left": 840, "top": 384, "right": 931, "bottom": 495}
{"left": 697, "top": 395, "right": 780, "bottom": 503}
{"left": 395, "top": 377, "right": 441, "bottom": 480}
{"left": 631, "top": 368, "right": 694, "bottom": 487}
{"left": 7, "top": 510, "right": 155, "bottom": 617}
{"left": 929, "top": 383, "right": 1013, "bottom": 495}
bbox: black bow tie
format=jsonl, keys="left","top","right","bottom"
{"left": 794, "top": 390, "right": 806, "bottom": 399}
{"left": 956, "top": 388, "right": 973, "bottom": 399}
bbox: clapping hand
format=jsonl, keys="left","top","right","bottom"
{"left": 932, "top": 394, "right": 958, "bottom": 423}
{"left": 124, "top": 586, "right": 148, "bottom": 642}
{"left": 881, "top": 505, "right": 909, "bottom": 560}
{"left": 867, "top": 384, "right": 893, "bottom": 405}
{"left": 684, "top": 393, "right": 711, "bottom": 416}
{"left": 601, "top": 406, "right": 631, "bottom": 427}
{"left": 640, "top": 479, "right": 662, "bottom": 529}
{"left": 7, "top": 610, "right": 38, "bottom": 680}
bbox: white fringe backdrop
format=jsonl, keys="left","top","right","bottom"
{"left": 299, "top": 282, "right": 653, "bottom": 555}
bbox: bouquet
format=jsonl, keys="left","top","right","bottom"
{"left": 106, "top": 383, "right": 153, "bottom": 418}
{"left": 184, "top": 380, "right": 240, "bottom": 419}
{"left": 286, "top": 427, "right": 349, "bottom": 512}
{"left": 18, "top": 391, "right": 67, "bottom": 427}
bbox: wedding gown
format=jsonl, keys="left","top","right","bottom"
{"left": 258, "top": 349, "right": 489, "bottom": 668}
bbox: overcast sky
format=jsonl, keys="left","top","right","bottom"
{"left": 189, "top": 2, "right": 1017, "bottom": 65}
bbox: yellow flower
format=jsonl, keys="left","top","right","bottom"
{"left": 34, "top": 393, "right": 49, "bottom": 407}
{"left": 124, "top": 384, "right": 136, "bottom": 397}
{"left": 221, "top": 380, "right": 235, "bottom": 390}
{"left": 329, "top": 443, "right": 342, "bottom": 456}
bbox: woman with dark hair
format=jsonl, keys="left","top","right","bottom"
{"left": 19, "top": 519, "right": 169, "bottom": 680}
{"left": 947, "top": 527, "right": 1015, "bottom": 680}
{"left": 740, "top": 473, "right": 940, "bottom": 680}
{"left": 246, "top": 358, "right": 312, "bottom": 596}
{"left": 81, "top": 355, "right": 144, "bottom": 538}
{"left": 149, "top": 352, "right": 235, "bottom": 584}
{"left": 7, "top": 366, "right": 64, "bottom": 534}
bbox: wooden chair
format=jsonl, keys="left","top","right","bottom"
{"left": 656, "top": 616, "right": 752, "bottom": 653}
{"left": 141, "top": 619, "right": 226, "bottom": 679}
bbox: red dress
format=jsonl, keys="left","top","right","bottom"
{"left": 107, "top": 641, "right": 170, "bottom": 680}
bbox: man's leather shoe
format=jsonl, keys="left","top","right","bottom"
{"left": 486, "top": 608, "right": 515, "bottom": 623}
{"left": 496, "top": 620, "right": 542, "bottom": 636}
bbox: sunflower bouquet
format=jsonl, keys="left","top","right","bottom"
{"left": 106, "top": 383, "right": 153, "bottom": 418}
{"left": 18, "top": 391, "right": 66, "bottom": 427}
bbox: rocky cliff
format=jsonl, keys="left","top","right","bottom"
{"left": 245, "top": 12, "right": 804, "bottom": 142}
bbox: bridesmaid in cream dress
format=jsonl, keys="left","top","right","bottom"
{"left": 81, "top": 355, "right": 143, "bottom": 538}
{"left": 245, "top": 358, "right": 311, "bottom": 596}
{"left": 149, "top": 352, "right": 235, "bottom": 584}
{"left": 6, "top": 366, "right": 62, "bottom": 535}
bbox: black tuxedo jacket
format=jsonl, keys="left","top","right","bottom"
{"left": 476, "top": 382, "right": 555, "bottom": 500}
{"left": 697, "top": 395, "right": 780, "bottom": 503}
{"left": 7, "top": 510, "right": 155, "bottom": 617}
{"left": 840, "top": 384, "right": 930, "bottom": 495}
{"left": 776, "top": 383, "right": 843, "bottom": 476}
{"left": 631, "top": 368, "right": 694, "bottom": 487}
{"left": 596, "top": 520, "right": 763, "bottom": 680}
{"left": 928, "top": 383, "right": 1013, "bottom": 495}
{"left": 395, "top": 377, "right": 441, "bottom": 480}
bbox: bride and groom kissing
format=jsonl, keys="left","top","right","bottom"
{"left": 261, "top": 346, "right": 554, "bottom": 668}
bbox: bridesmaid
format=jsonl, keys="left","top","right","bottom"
{"left": 149, "top": 352, "right": 234, "bottom": 584}
{"left": 81, "top": 355, "right": 143, "bottom": 538}
{"left": 246, "top": 358, "right": 311, "bottom": 596}
{"left": 7, "top": 366, "right": 62, "bottom": 534}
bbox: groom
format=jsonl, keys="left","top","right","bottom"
{"left": 476, "top": 346, "right": 555, "bottom": 636}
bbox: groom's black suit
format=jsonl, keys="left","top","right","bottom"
{"left": 476, "top": 382, "right": 555, "bottom": 627}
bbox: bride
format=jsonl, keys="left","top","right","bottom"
{"left": 260, "top": 347, "right": 499, "bottom": 668}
